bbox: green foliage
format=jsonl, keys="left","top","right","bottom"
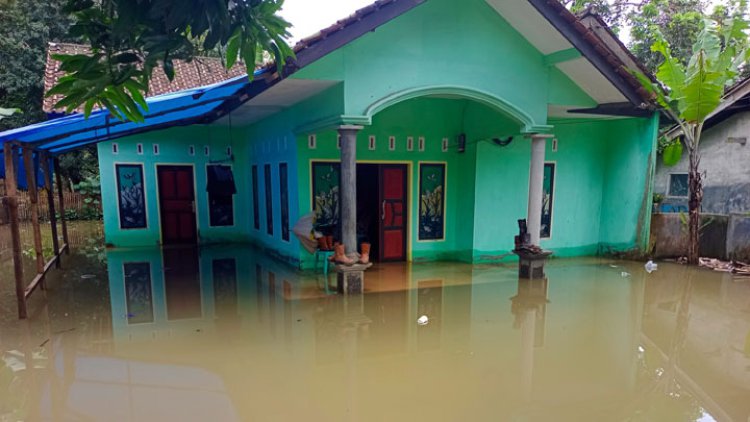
{"left": 48, "top": 0, "right": 294, "bottom": 121}
{"left": 0, "top": 0, "right": 74, "bottom": 131}
{"left": 70, "top": 175, "right": 103, "bottom": 220}
{"left": 57, "top": 144, "right": 99, "bottom": 186}
{"left": 662, "top": 141, "right": 684, "bottom": 166}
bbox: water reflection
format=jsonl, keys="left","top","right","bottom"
{"left": 0, "top": 245, "right": 749, "bottom": 421}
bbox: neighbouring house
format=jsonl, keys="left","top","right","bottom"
{"left": 0, "top": 0, "right": 660, "bottom": 269}
{"left": 654, "top": 77, "right": 750, "bottom": 215}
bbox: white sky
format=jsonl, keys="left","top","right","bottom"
{"left": 280, "top": 0, "right": 375, "bottom": 42}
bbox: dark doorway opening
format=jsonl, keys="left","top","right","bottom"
{"left": 357, "top": 164, "right": 380, "bottom": 260}
{"left": 355, "top": 163, "right": 408, "bottom": 262}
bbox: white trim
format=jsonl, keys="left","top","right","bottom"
{"left": 418, "top": 136, "right": 425, "bottom": 152}
{"left": 308, "top": 134, "right": 317, "bottom": 149}
{"left": 441, "top": 138, "right": 449, "bottom": 152}
{"left": 369, "top": 135, "right": 377, "bottom": 150}
{"left": 152, "top": 144, "right": 160, "bottom": 155}
{"left": 112, "top": 143, "right": 119, "bottom": 154}
{"left": 407, "top": 136, "right": 414, "bottom": 151}
{"left": 389, "top": 136, "right": 396, "bottom": 151}
{"left": 204, "top": 145, "right": 210, "bottom": 157}
{"left": 136, "top": 143, "right": 144, "bottom": 155}
{"left": 188, "top": 145, "right": 195, "bottom": 156}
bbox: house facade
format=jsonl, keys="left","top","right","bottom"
{"left": 16, "top": 0, "right": 660, "bottom": 269}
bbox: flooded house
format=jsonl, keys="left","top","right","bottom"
{"left": 1, "top": 0, "right": 659, "bottom": 269}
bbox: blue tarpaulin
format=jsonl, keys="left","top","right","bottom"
{"left": 0, "top": 70, "right": 268, "bottom": 186}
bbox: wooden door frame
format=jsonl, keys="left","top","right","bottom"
{"left": 378, "top": 163, "right": 409, "bottom": 262}
{"left": 155, "top": 163, "right": 199, "bottom": 245}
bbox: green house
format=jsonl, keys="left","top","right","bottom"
{"left": 6, "top": 0, "right": 660, "bottom": 269}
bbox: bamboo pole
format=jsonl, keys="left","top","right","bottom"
{"left": 23, "top": 147, "right": 45, "bottom": 278}
{"left": 54, "top": 158, "right": 69, "bottom": 252}
{"left": 41, "top": 152, "right": 61, "bottom": 268}
{"left": 4, "top": 142, "right": 27, "bottom": 319}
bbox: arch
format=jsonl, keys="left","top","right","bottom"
{"left": 363, "top": 85, "right": 550, "bottom": 133}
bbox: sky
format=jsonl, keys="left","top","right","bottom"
{"left": 279, "top": 0, "right": 375, "bottom": 42}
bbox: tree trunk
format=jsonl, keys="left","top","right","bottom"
{"left": 687, "top": 148, "right": 703, "bottom": 265}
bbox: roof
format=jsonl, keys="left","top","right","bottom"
{"left": 44, "top": 43, "right": 247, "bottom": 114}
{"left": 1, "top": 0, "right": 656, "bottom": 157}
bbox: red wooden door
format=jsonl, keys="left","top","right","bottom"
{"left": 157, "top": 165, "right": 197, "bottom": 244}
{"left": 379, "top": 165, "right": 407, "bottom": 261}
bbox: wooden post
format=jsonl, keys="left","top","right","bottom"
{"left": 23, "top": 146, "right": 45, "bottom": 277}
{"left": 54, "top": 158, "right": 69, "bottom": 252}
{"left": 4, "top": 142, "right": 27, "bottom": 319}
{"left": 41, "top": 152, "right": 61, "bottom": 267}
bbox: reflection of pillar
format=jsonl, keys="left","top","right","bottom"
{"left": 338, "top": 126, "right": 362, "bottom": 255}
{"left": 520, "top": 308, "right": 536, "bottom": 402}
{"left": 526, "top": 134, "right": 552, "bottom": 246}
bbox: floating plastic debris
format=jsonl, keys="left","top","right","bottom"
{"left": 621, "top": 272, "right": 631, "bottom": 277}
{"left": 609, "top": 264, "right": 619, "bottom": 268}
{"left": 645, "top": 260, "right": 658, "bottom": 274}
{"left": 417, "top": 315, "right": 429, "bottom": 326}
{"left": 80, "top": 274, "right": 96, "bottom": 279}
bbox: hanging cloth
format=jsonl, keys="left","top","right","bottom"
{"left": 206, "top": 164, "right": 236, "bottom": 196}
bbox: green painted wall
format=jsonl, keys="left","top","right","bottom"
{"left": 95, "top": 0, "right": 659, "bottom": 267}
{"left": 296, "top": 97, "right": 485, "bottom": 267}
{"left": 293, "top": 0, "right": 595, "bottom": 128}
{"left": 98, "top": 124, "right": 250, "bottom": 247}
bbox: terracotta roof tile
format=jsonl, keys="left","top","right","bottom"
{"left": 43, "top": 43, "right": 248, "bottom": 114}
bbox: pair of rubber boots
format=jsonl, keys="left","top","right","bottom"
{"left": 330, "top": 242, "right": 370, "bottom": 265}
{"left": 316, "top": 235, "right": 335, "bottom": 251}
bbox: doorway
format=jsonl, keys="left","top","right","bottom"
{"left": 157, "top": 165, "right": 197, "bottom": 245}
{"left": 356, "top": 163, "right": 408, "bottom": 262}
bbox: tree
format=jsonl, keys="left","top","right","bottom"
{"left": 48, "top": 0, "right": 294, "bottom": 122}
{"left": 633, "top": 8, "right": 750, "bottom": 264}
{"left": 0, "top": 0, "right": 74, "bottom": 131}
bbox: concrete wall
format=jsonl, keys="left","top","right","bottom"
{"left": 651, "top": 213, "right": 750, "bottom": 260}
{"left": 655, "top": 111, "right": 750, "bottom": 214}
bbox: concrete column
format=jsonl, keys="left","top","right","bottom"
{"left": 338, "top": 125, "right": 362, "bottom": 255}
{"left": 527, "top": 134, "right": 552, "bottom": 246}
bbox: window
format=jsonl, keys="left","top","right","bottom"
{"left": 442, "top": 138, "right": 449, "bottom": 152}
{"left": 189, "top": 145, "right": 195, "bottom": 156}
{"left": 137, "top": 143, "right": 144, "bottom": 155}
{"left": 112, "top": 143, "right": 119, "bottom": 154}
{"left": 418, "top": 136, "right": 425, "bottom": 151}
{"left": 252, "top": 165, "right": 260, "bottom": 230}
{"left": 337, "top": 134, "right": 341, "bottom": 149}
{"left": 226, "top": 146, "right": 232, "bottom": 156}
{"left": 407, "top": 137, "right": 414, "bottom": 151}
{"left": 308, "top": 134, "right": 316, "bottom": 149}
{"left": 368, "top": 135, "right": 376, "bottom": 150}
{"left": 207, "top": 164, "right": 236, "bottom": 226}
{"left": 115, "top": 164, "right": 147, "bottom": 229}
{"left": 265, "top": 164, "right": 273, "bottom": 235}
{"left": 669, "top": 173, "right": 688, "bottom": 197}
{"left": 541, "top": 163, "right": 555, "bottom": 239}
{"left": 279, "top": 163, "right": 290, "bottom": 241}
{"left": 389, "top": 136, "right": 396, "bottom": 151}
{"left": 204, "top": 145, "right": 210, "bottom": 156}
{"left": 153, "top": 144, "right": 160, "bottom": 155}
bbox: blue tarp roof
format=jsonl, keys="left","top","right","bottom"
{"left": 0, "top": 70, "right": 269, "bottom": 186}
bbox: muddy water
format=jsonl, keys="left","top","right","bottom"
{"left": 0, "top": 242, "right": 749, "bottom": 422}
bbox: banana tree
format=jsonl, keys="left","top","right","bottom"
{"left": 633, "top": 16, "right": 749, "bottom": 264}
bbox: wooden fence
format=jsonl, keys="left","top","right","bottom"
{"left": 0, "top": 189, "right": 92, "bottom": 223}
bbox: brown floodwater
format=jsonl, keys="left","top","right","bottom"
{"left": 0, "top": 235, "right": 749, "bottom": 421}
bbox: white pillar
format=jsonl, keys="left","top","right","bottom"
{"left": 527, "top": 134, "right": 552, "bottom": 246}
{"left": 338, "top": 125, "right": 362, "bottom": 255}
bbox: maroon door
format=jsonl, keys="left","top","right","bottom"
{"left": 379, "top": 165, "right": 408, "bottom": 261}
{"left": 157, "top": 165, "right": 197, "bottom": 244}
